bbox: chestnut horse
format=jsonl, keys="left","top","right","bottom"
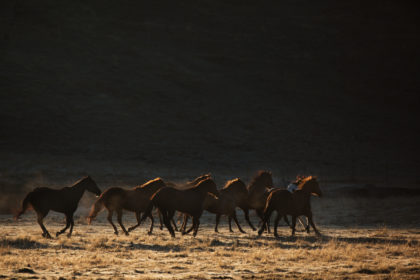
{"left": 146, "top": 178, "right": 219, "bottom": 237}
{"left": 15, "top": 176, "right": 101, "bottom": 238}
{"left": 87, "top": 177, "right": 166, "bottom": 235}
{"left": 258, "top": 176, "right": 322, "bottom": 237}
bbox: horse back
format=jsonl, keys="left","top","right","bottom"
{"left": 100, "top": 187, "right": 140, "bottom": 211}
{"left": 265, "top": 189, "right": 293, "bottom": 212}
{"left": 221, "top": 179, "right": 248, "bottom": 205}
{"left": 25, "top": 187, "right": 79, "bottom": 213}
{"left": 152, "top": 187, "right": 206, "bottom": 215}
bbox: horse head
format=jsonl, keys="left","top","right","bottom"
{"left": 298, "top": 176, "right": 322, "bottom": 197}
{"left": 196, "top": 178, "right": 219, "bottom": 197}
{"left": 82, "top": 176, "right": 102, "bottom": 196}
{"left": 249, "top": 170, "right": 273, "bottom": 191}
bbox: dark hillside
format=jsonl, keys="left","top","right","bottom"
{"left": 1, "top": 0, "right": 419, "bottom": 185}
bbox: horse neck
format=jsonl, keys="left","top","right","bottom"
{"left": 249, "top": 179, "right": 267, "bottom": 193}
{"left": 299, "top": 180, "right": 316, "bottom": 196}
{"left": 71, "top": 181, "right": 87, "bottom": 200}
{"left": 195, "top": 184, "right": 213, "bottom": 198}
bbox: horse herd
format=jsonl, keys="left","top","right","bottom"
{"left": 15, "top": 171, "right": 322, "bottom": 239}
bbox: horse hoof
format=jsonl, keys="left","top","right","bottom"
{"left": 66, "top": 233, "right": 72, "bottom": 238}
{"left": 56, "top": 232, "right": 60, "bottom": 237}
{"left": 114, "top": 232, "right": 118, "bottom": 236}
{"left": 147, "top": 231, "right": 153, "bottom": 235}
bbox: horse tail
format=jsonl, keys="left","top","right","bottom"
{"left": 87, "top": 196, "right": 105, "bottom": 224}
{"left": 15, "top": 192, "right": 33, "bottom": 220}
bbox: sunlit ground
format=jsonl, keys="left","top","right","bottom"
{"left": 1, "top": 206, "right": 419, "bottom": 280}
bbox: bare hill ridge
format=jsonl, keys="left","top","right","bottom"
{"left": 1, "top": 1, "right": 419, "bottom": 183}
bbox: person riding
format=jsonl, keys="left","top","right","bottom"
{"left": 287, "top": 175, "right": 304, "bottom": 193}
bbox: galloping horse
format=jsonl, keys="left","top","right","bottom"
{"left": 147, "top": 178, "right": 219, "bottom": 237}
{"left": 15, "top": 176, "right": 101, "bottom": 238}
{"left": 247, "top": 170, "right": 274, "bottom": 229}
{"left": 220, "top": 178, "right": 254, "bottom": 231}
{"left": 181, "top": 178, "right": 251, "bottom": 234}
{"left": 258, "top": 176, "right": 322, "bottom": 237}
{"left": 163, "top": 173, "right": 211, "bottom": 231}
{"left": 87, "top": 177, "right": 166, "bottom": 235}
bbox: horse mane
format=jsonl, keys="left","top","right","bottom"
{"left": 193, "top": 178, "right": 214, "bottom": 189}
{"left": 297, "top": 176, "right": 317, "bottom": 190}
{"left": 134, "top": 177, "right": 165, "bottom": 190}
{"left": 222, "top": 178, "right": 240, "bottom": 189}
{"left": 71, "top": 175, "right": 90, "bottom": 187}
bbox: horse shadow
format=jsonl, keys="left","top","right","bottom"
{"left": 125, "top": 242, "right": 183, "bottom": 252}
{"left": 226, "top": 232, "right": 416, "bottom": 249}
{"left": 0, "top": 237, "right": 49, "bottom": 249}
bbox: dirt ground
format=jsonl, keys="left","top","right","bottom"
{"left": 1, "top": 195, "right": 419, "bottom": 280}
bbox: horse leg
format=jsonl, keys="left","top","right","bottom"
{"left": 147, "top": 213, "right": 154, "bottom": 235}
{"left": 128, "top": 212, "right": 142, "bottom": 233}
{"left": 304, "top": 216, "right": 310, "bottom": 233}
{"left": 171, "top": 217, "right": 179, "bottom": 232}
{"left": 56, "top": 213, "right": 71, "bottom": 237}
{"left": 257, "top": 209, "right": 270, "bottom": 233}
{"left": 162, "top": 210, "right": 175, "bottom": 238}
{"left": 257, "top": 208, "right": 273, "bottom": 236}
{"left": 214, "top": 214, "right": 221, "bottom": 233}
{"left": 181, "top": 214, "right": 189, "bottom": 233}
{"left": 232, "top": 211, "right": 245, "bottom": 233}
{"left": 36, "top": 211, "right": 51, "bottom": 239}
{"left": 291, "top": 215, "right": 297, "bottom": 236}
{"left": 242, "top": 208, "right": 255, "bottom": 231}
{"left": 67, "top": 214, "right": 75, "bottom": 237}
{"left": 116, "top": 209, "right": 129, "bottom": 236}
{"left": 183, "top": 219, "right": 195, "bottom": 235}
{"left": 192, "top": 216, "right": 200, "bottom": 237}
{"left": 273, "top": 212, "right": 281, "bottom": 238}
{"left": 307, "top": 214, "right": 321, "bottom": 236}
{"left": 228, "top": 216, "right": 234, "bottom": 232}
{"left": 158, "top": 209, "right": 164, "bottom": 230}
{"left": 107, "top": 210, "right": 118, "bottom": 235}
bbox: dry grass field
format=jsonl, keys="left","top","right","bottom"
{"left": 1, "top": 195, "right": 419, "bottom": 280}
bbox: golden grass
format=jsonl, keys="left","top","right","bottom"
{"left": 0, "top": 213, "right": 419, "bottom": 280}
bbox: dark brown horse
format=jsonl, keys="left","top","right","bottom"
{"left": 162, "top": 173, "right": 211, "bottom": 230}
{"left": 181, "top": 178, "right": 250, "bottom": 233}
{"left": 15, "top": 176, "right": 101, "bottom": 238}
{"left": 220, "top": 178, "right": 254, "bottom": 231}
{"left": 87, "top": 177, "right": 166, "bottom": 235}
{"left": 146, "top": 178, "right": 219, "bottom": 237}
{"left": 258, "top": 176, "right": 322, "bottom": 238}
{"left": 247, "top": 170, "right": 274, "bottom": 228}
{"left": 201, "top": 191, "right": 245, "bottom": 233}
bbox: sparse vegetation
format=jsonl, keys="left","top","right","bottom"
{"left": 1, "top": 209, "right": 419, "bottom": 279}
